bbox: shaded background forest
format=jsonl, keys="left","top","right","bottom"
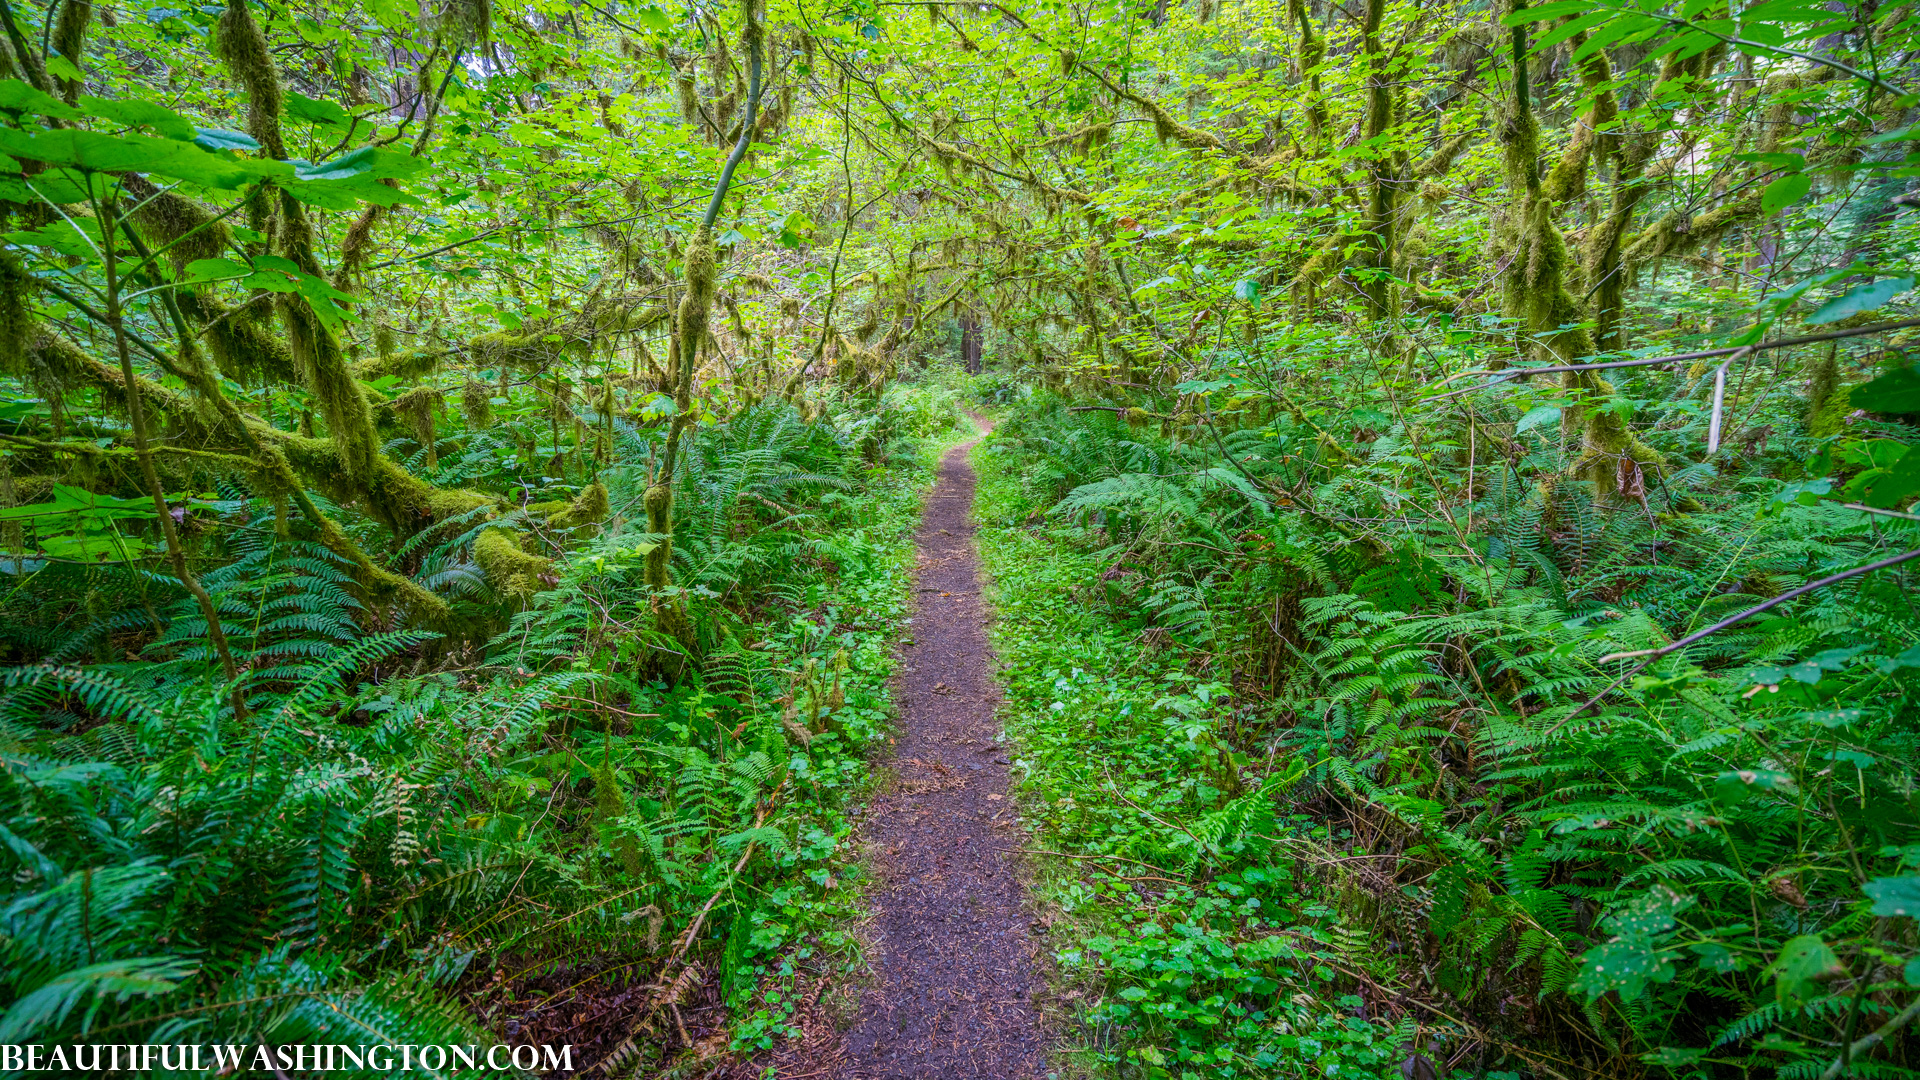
{"left": 0, "top": 0, "right": 1918, "bottom": 1075}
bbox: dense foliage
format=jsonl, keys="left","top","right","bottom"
{"left": 0, "top": 0, "right": 1917, "bottom": 1073}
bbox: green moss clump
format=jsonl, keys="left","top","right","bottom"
{"left": 592, "top": 761, "right": 644, "bottom": 877}
{"left": 470, "top": 329, "right": 566, "bottom": 372}
{"left": 281, "top": 434, "right": 494, "bottom": 534}
{"left": 351, "top": 349, "right": 440, "bottom": 382}
{"left": 1809, "top": 384, "right": 1857, "bottom": 438}
{"left": 475, "top": 527, "right": 551, "bottom": 602}
{"left": 548, "top": 482, "right": 610, "bottom": 534}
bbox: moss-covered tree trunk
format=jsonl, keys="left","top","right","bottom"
{"left": 1499, "top": 5, "right": 1662, "bottom": 499}
{"left": 645, "top": 0, "right": 764, "bottom": 651}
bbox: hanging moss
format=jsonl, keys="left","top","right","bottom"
{"left": 675, "top": 229, "right": 717, "bottom": 396}
{"left": 173, "top": 293, "right": 299, "bottom": 386}
{"left": 30, "top": 330, "right": 214, "bottom": 442}
{"left": 642, "top": 482, "right": 673, "bottom": 585}
{"left": 213, "top": 0, "right": 285, "bottom": 157}
{"left": 676, "top": 70, "right": 698, "bottom": 124}
{"left": 592, "top": 759, "right": 644, "bottom": 877}
{"left": 281, "top": 298, "right": 380, "bottom": 480}
{"left": 462, "top": 379, "right": 495, "bottom": 429}
{"left": 385, "top": 387, "right": 443, "bottom": 465}
{"left": 475, "top": 527, "right": 551, "bottom": 602}
{"left": 51, "top": 0, "right": 89, "bottom": 103}
{"left": 1808, "top": 384, "right": 1858, "bottom": 437}
{"left": 430, "top": 0, "right": 492, "bottom": 48}
{"left": 126, "top": 183, "right": 230, "bottom": 271}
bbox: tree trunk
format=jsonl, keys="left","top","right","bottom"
{"left": 960, "top": 309, "right": 983, "bottom": 374}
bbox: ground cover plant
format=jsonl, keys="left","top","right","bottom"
{"left": 0, "top": 0, "right": 1917, "bottom": 1074}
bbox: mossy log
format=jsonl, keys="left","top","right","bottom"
{"left": 547, "top": 481, "right": 611, "bottom": 534}
{"left": 475, "top": 527, "right": 552, "bottom": 603}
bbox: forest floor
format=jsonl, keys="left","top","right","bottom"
{"left": 811, "top": 420, "right": 1051, "bottom": 1079}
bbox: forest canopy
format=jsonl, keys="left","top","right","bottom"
{"left": 0, "top": 0, "right": 1917, "bottom": 1074}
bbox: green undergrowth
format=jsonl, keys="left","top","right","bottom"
{"left": 974, "top": 378, "right": 1920, "bottom": 1080}
{"left": 975, "top": 440, "right": 1423, "bottom": 1080}
{"left": 0, "top": 387, "right": 971, "bottom": 1077}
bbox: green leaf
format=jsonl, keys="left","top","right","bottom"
{"left": 1515, "top": 405, "right": 1561, "bottom": 434}
{"left": 1761, "top": 173, "right": 1812, "bottom": 216}
{"left": 1807, "top": 277, "right": 1915, "bottom": 325}
{"left": 1784, "top": 661, "right": 1821, "bottom": 683}
{"left": 6, "top": 219, "right": 104, "bottom": 260}
{"left": 1533, "top": 10, "right": 1614, "bottom": 50}
{"left": 1602, "top": 887, "right": 1693, "bottom": 940}
{"left": 293, "top": 146, "right": 424, "bottom": 182}
{"left": 283, "top": 177, "right": 417, "bottom": 210}
{"left": 1865, "top": 876, "right": 1920, "bottom": 917}
{"left": 1768, "top": 934, "right": 1843, "bottom": 1006}
{"left": 1690, "top": 943, "right": 1738, "bottom": 973}
{"left": 1861, "top": 452, "right": 1920, "bottom": 508}
{"left": 1232, "top": 279, "right": 1260, "bottom": 304}
{"left": 284, "top": 91, "right": 351, "bottom": 127}
{"left": 1, "top": 166, "right": 90, "bottom": 204}
{"left": 1767, "top": 477, "right": 1830, "bottom": 512}
{"left": 184, "top": 256, "right": 356, "bottom": 327}
{"left": 1877, "top": 645, "right": 1920, "bottom": 674}
{"left": 1571, "top": 939, "right": 1674, "bottom": 1001}
{"left": 1714, "top": 768, "right": 1793, "bottom": 805}
{"left": 1852, "top": 365, "right": 1920, "bottom": 413}
{"left": 1642, "top": 1047, "right": 1709, "bottom": 1067}
{"left": 633, "top": 4, "right": 673, "bottom": 32}
{"left": 0, "top": 957, "right": 197, "bottom": 1043}
{"left": 0, "top": 78, "right": 83, "bottom": 119}
{"left": 183, "top": 256, "right": 250, "bottom": 282}
{"left": 774, "top": 210, "right": 815, "bottom": 247}
{"left": 1503, "top": 0, "right": 1593, "bottom": 25}
{"left": 38, "top": 532, "right": 157, "bottom": 561}
{"left": 0, "top": 484, "right": 157, "bottom": 522}
{"left": 0, "top": 127, "right": 274, "bottom": 188}
{"left": 192, "top": 128, "right": 259, "bottom": 153}
{"left": 43, "top": 55, "right": 84, "bottom": 83}
{"left": 78, "top": 96, "right": 196, "bottom": 140}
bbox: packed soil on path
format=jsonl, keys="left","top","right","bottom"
{"left": 829, "top": 430, "right": 1048, "bottom": 1079}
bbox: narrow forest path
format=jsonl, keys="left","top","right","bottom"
{"left": 829, "top": 421, "right": 1047, "bottom": 1079}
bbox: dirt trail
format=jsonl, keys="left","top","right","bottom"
{"left": 831, "top": 426, "right": 1047, "bottom": 1079}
